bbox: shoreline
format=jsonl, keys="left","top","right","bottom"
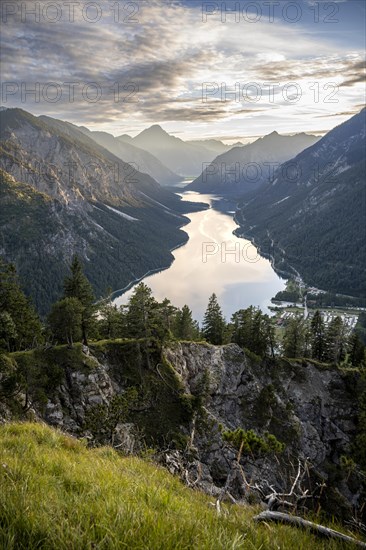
{"left": 233, "top": 213, "right": 365, "bottom": 308}
{"left": 110, "top": 193, "right": 210, "bottom": 302}
{"left": 110, "top": 235, "right": 190, "bottom": 301}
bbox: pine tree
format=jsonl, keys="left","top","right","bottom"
{"left": 48, "top": 297, "right": 83, "bottom": 346}
{"left": 98, "top": 289, "right": 124, "bottom": 340}
{"left": 156, "top": 298, "right": 177, "bottom": 342}
{"left": 283, "top": 316, "right": 305, "bottom": 358}
{"left": 202, "top": 294, "right": 226, "bottom": 345}
{"left": 125, "top": 283, "right": 158, "bottom": 340}
{"left": 348, "top": 332, "right": 365, "bottom": 367}
{"left": 63, "top": 255, "right": 95, "bottom": 345}
{"left": 251, "top": 310, "right": 268, "bottom": 356}
{"left": 174, "top": 305, "right": 199, "bottom": 340}
{"left": 310, "top": 310, "right": 326, "bottom": 361}
{"left": 263, "top": 314, "right": 276, "bottom": 358}
{"left": 231, "top": 306, "right": 276, "bottom": 357}
{"left": 0, "top": 259, "right": 42, "bottom": 351}
{"left": 0, "top": 312, "right": 17, "bottom": 352}
{"left": 326, "top": 316, "right": 346, "bottom": 363}
{"left": 231, "top": 307, "right": 254, "bottom": 349}
{"left": 125, "top": 283, "right": 162, "bottom": 367}
{"left": 303, "top": 322, "right": 312, "bottom": 358}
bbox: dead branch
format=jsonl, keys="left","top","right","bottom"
{"left": 215, "top": 462, "right": 238, "bottom": 514}
{"left": 236, "top": 457, "right": 317, "bottom": 512}
{"left": 254, "top": 511, "right": 366, "bottom": 548}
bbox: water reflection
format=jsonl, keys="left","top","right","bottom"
{"left": 114, "top": 192, "right": 286, "bottom": 323}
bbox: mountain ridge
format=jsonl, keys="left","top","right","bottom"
{"left": 131, "top": 125, "right": 228, "bottom": 176}
{"left": 235, "top": 109, "right": 366, "bottom": 298}
{"left": 73, "top": 126, "right": 182, "bottom": 186}
{"left": 187, "top": 132, "right": 320, "bottom": 196}
{"left": 0, "top": 108, "right": 207, "bottom": 314}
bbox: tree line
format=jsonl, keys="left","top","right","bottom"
{"left": 0, "top": 256, "right": 365, "bottom": 368}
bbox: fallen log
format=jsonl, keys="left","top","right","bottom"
{"left": 253, "top": 511, "right": 366, "bottom": 548}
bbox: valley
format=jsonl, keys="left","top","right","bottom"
{"left": 1, "top": 2, "right": 366, "bottom": 547}
{"left": 113, "top": 191, "right": 286, "bottom": 322}
{"left": 1, "top": 107, "right": 364, "bottom": 320}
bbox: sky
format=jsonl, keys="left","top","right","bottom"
{"left": 1, "top": 0, "right": 365, "bottom": 142}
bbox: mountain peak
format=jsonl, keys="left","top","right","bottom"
{"left": 134, "top": 124, "right": 173, "bottom": 144}
{"left": 141, "top": 124, "right": 168, "bottom": 136}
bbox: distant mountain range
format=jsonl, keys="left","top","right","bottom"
{"left": 118, "top": 133, "right": 234, "bottom": 157}
{"left": 34, "top": 116, "right": 182, "bottom": 185}
{"left": 0, "top": 108, "right": 206, "bottom": 314}
{"left": 75, "top": 127, "right": 182, "bottom": 186}
{"left": 124, "top": 125, "right": 232, "bottom": 177}
{"left": 1, "top": 106, "right": 364, "bottom": 310}
{"left": 235, "top": 109, "right": 366, "bottom": 298}
{"left": 187, "top": 132, "right": 320, "bottom": 196}
{"left": 184, "top": 138, "right": 235, "bottom": 155}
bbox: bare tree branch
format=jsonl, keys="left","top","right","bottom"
{"left": 254, "top": 511, "right": 366, "bottom": 548}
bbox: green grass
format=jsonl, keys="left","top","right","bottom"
{"left": 0, "top": 423, "right": 361, "bottom": 549}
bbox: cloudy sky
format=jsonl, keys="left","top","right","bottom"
{"left": 1, "top": 0, "right": 365, "bottom": 141}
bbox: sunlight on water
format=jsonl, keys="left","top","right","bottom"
{"left": 114, "top": 192, "right": 286, "bottom": 323}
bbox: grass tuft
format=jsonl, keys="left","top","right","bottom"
{"left": 0, "top": 422, "right": 360, "bottom": 549}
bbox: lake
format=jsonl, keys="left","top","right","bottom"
{"left": 113, "top": 192, "right": 286, "bottom": 323}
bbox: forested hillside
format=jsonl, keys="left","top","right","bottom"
{"left": 236, "top": 109, "right": 366, "bottom": 299}
{"left": 187, "top": 132, "right": 319, "bottom": 196}
{"left": 0, "top": 109, "right": 207, "bottom": 315}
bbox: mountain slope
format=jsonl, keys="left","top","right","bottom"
{"left": 0, "top": 422, "right": 353, "bottom": 550}
{"left": 0, "top": 109, "right": 206, "bottom": 314}
{"left": 77, "top": 127, "right": 181, "bottom": 185}
{"left": 117, "top": 133, "right": 134, "bottom": 145}
{"left": 186, "top": 138, "right": 233, "bottom": 155}
{"left": 236, "top": 109, "right": 366, "bottom": 298}
{"left": 1, "top": 339, "right": 364, "bottom": 531}
{"left": 132, "top": 125, "right": 219, "bottom": 177}
{"left": 187, "top": 132, "right": 320, "bottom": 196}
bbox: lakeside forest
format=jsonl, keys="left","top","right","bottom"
{"left": 2, "top": 255, "right": 366, "bottom": 365}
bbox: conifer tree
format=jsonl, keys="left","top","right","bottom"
{"left": 231, "top": 307, "right": 253, "bottom": 349}
{"left": 202, "top": 293, "right": 226, "bottom": 345}
{"left": 264, "top": 314, "right": 277, "bottom": 358}
{"left": 283, "top": 316, "right": 305, "bottom": 358}
{"left": 125, "top": 283, "right": 162, "bottom": 367}
{"left": 125, "top": 283, "right": 159, "bottom": 340}
{"left": 48, "top": 297, "right": 83, "bottom": 346}
{"left": 0, "top": 312, "right": 17, "bottom": 352}
{"left": 98, "top": 288, "right": 124, "bottom": 340}
{"left": 326, "top": 316, "right": 346, "bottom": 363}
{"left": 63, "top": 255, "right": 95, "bottom": 345}
{"left": 251, "top": 310, "right": 268, "bottom": 356}
{"left": 310, "top": 310, "right": 326, "bottom": 361}
{"left": 348, "top": 332, "right": 365, "bottom": 367}
{"left": 231, "top": 306, "right": 276, "bottom": 357}
{"left": 0, "top": 259, "right": 42, "bottom": 351}
{"left": 157, "top": 298, "right": 177, "bottom": 341}
{"left": 174, "top": 305, "right": 199, "bottom": 340}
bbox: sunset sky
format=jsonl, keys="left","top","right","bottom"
{"left": 1, "top": 0, "right": 365, "bottom": 141}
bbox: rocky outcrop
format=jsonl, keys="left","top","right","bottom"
{"left": 1, "top": 341, "right": 361, "bottom": 517}
{"left": 165, "top": 343, "right": 360, "bottom": 515}
{"left": 166, "top": 343, "right": 356, "bottom": 465}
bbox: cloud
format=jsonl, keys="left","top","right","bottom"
{"left": 0, "top": 0, "right": 364, "bottom": 137}
{"left": 314, "top": 105, "right": 365, "bottom": 117}
{"left": 250, "top": 56, "right": 366, "bottom": 86}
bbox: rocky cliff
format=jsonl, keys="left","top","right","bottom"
{"left": 0, "top": 341, "right": 362, "bottom": 518}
